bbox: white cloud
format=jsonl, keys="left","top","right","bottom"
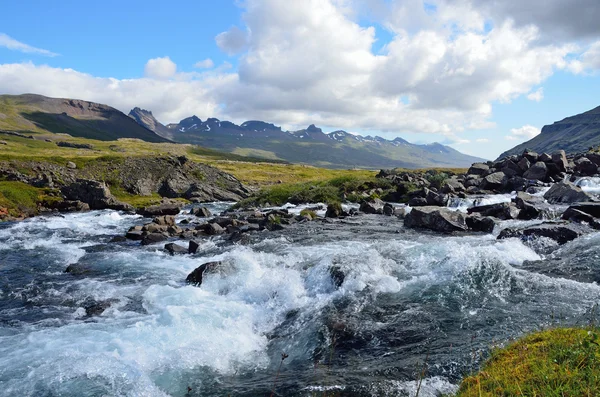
{"left": 0, "top": 0, "right": 590, "bottom": 139}
{"left": 0, "top": 33, "right": 58, "bottom": 57}
{"left": 216, "top": 26, "right": 249, "bottom": 55}
{"left": 144, "top": 56, "right": 177, "bottom": 79}
{"left": 570, "top": 40, "right": 600, "bottom": 74}
{"left": 527, "top": 87, "right": 544, "bottom": 102}
{"left": 194, "top": 58, "right": 214, "bottom": 69}
{"left": 506, "top": 125, "right": 541, "bottom": 140}
{"left": 476, "top": 138, "right": 489, "bottom": 143}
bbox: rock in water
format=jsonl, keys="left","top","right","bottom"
{"left": 465, "top": 216, "right": 496, "bottom": 233}
{"left": 137, "top": 203, "right": 182, "bottom": 217}
{"left": 186, "top": 261, "right": 222, "bottom": 286}
{"left": 325, "top": 202, "right": 344, "bottom": 218}
{"left": 164, "top": 243, "right": 187, "bottom": 255}
{"left": 543, "top": 181, "right": 592, "bottom": 204}
{"left": 360, "top": 198, "right": 385, "bottom": 214}
{"left": 404, "top": 206, "right": 468, "bottom": 233}
{"left": 562, "top": 202, "right": 600, "bottom": 218}
{"left": 497, "top": 222, "right": 589, "bottom": 244}
{"left": 190, "top": 207, "right": 211, "bottom": 217}
{"left": 141, "top": 232, "right": 168, "bottom": 245}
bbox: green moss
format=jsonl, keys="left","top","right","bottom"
{"left": 299, "top": 209, "right": 317, "bottom": 218}
{"left": 110, "top": 186, "right": 163, "bottom": 209}
{"left": 457, "top": 327, "right": 600, "bottom": 397}
{"left": 0, "top": 181, "right": 45, "bottom": 216}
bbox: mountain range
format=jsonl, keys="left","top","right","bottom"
{"left": 498, "top": 105, "right": 600, "bottom": 160}
{"left": 128, "top": 107, "right": 486, "bottom": 169}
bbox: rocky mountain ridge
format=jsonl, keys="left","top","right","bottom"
{"left": 0, "top": 94, "right": 169, "bottom": 143}
{"left": 499, "top": 105, "right": 600, "bottom": 159}
{"left": 131, "top": 111, "right": 486, "bottom": 169}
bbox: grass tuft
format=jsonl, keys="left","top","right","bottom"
{"left": 456, "top": 327, "right": 600, "bottom": 396}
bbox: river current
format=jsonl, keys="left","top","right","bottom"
{"left": 1, "top": 180, "right": 600, "bottom": 396}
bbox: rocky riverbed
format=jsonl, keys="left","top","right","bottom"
{"left": 1, "top": 165, "right": 600, "bottom": 396}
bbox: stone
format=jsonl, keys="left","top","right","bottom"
{"left": 523, "top": 150, "right": 539, "bottom": 163}
{"left": 467, "top": 202, "right": 520, "bottom": 220}
{"left": 501, "top": 160, "right": 523, "bottom": 177}
{"left": 426, "top": 190, "right": 449, "bottom": 206}
{"left": 467, "top": 163, "right": 489, "bottom": 176}
{"left": 137, "top": 203, "right": 182, "bottom": 217}
{"left": 0, "top": 140, "right": 6, "bottom": 145}
{"left": 66, "top": 161, "right": 77, "bottom": 169}
{"left": 83, "top": 300, "right": 111, "bottom": 317}
{"left": 382, "top": 203, "right": 394, "bottom": 216}
{"left": 207, "top": 222, "right": 225, "bottom": 235}
{"left": 539, "top": 153, "right": 552, "bottom": 162}
{"left": 561, "top": 208, "right": 600, "bottom": 229}
{"left": 152, "top": 215, "right": 176, "bottom": 226}
{"left": 141, "top": 232, "right": 168, "bottom": 245}
{"left": 562, "top": 202, "right": 600, "bottom": 218}
{"left": 329, "top": 266, "right": 345, "bottom": 289}
{"left": 186, "top": 261, "right": 221, "bottom": 286}
{"left": 465, "top": 215, "right": 496, "bottom": 233}
{"left": 404, "top": 206, "right": 468, "bottom": 233}
{"left": 190, "top": 207, "right": 211, "bottom": 217}
{"left": 164, "top": 243, "right": 187, "bottom": 255}
{"left": 126, "top": 230, "right": 144, "bottom": 240}
{"left": 61, "top": 179, "right": 133, "bottom": 211}
{"left": 65, "top": 263, "right": 92, "bottom": 275}
{"left": 480, "top": 172, "right": 507, "bottom": 191}
{"left": 188, "top": 240, "right": 201, "bottom": 254}
{"left": 109, "top": 236, "right": 127, "bottom": 243}
{"left": 575, "top": 157, "right": 598, "bottom": 176}
{"left": 517, "top": 157, "right": 531, "bottom": 172}
{"left": 523, "top": 161, "right": 547, "bottom": 181}
{"left": 325, "top": 202, "right": 344, "bottom": 218}
{"left": 514, "top": 192, "right": 551, "bottom": 220}
{"left": 543, "top": 181, "right": 592, "bottom": 204}
{"left": 407, "top": 197, "right": 428, "bottom": 207}
{"left": 359, "top": 198, "right": 385, "bottom": 214}
{"left": 552, "top": 150, "right": 568, "bottom": 172}
{"left": 497, "top": 222, "right": 589, "bottom": 245}
{"left": 57, "top": 141, "right": 94, "bottom": 150}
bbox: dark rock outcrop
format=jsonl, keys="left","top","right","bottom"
{"left": 404, "top": 206, "right": 468, "bottom": 233}
{"left": 360, "top": 198, "right": 385, "bottom": 214}
{"left": 543, "top": 181, "right": 592, "bottom": 204}
{"left": 61, "top": 179, "right": 133, "bottom": 211}
{"left": 186, "top": 261, "right": 222, "bottom": 286}
{"left": 137, "top": 203, "right": 182, "bottom": 217}
{"left": 497, "top": 222, "right": 589, "bottom": 244}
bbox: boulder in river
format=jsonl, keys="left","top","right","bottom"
{"left": 404, "top": 206, "right": 468, "bottom": 233}
{"left": 325, "top": 202, "right": 344, "bottom": 218}
{"left": 137, "top": 203, "right": 182, "bottom": 217}
{"left": 497, "top": 222, "right": 589, "bottom": 244}
{"left": 141, "top": 232, "right": 168, "bottom": 245}
{"left": 523, "top": 161, "right": 547, "bottom": 181}
{"left": 562, "top": 202, "right": 600, "bottom": 218}
{"left": 514, "top": 192, "right": 551, "bottom": 220}
{"left": 186, "top": 261, "right": 222, "bottom": 286}
{"left": 467, "top": 163, "right": 489, "bottom": 176}
{"left": 465, "top": 215, "right": 496, "bottom": 233}
{"left": 543, "top": 181, "right": 592, "bottom": 204}
{"left": 360, "top": 198, "right": 385, "bottom": 214}
{"left": 164, "top": 243, "right": 187, "bottom": 255}
{"left": 552, "top": 150, "right": 568, "bottom": 172}
{"left": 190, "top": 207, "right": 211, "bottom": 217}
{"left": 467, "top": 202, "right": 520, "bottom": 220}
{"left": 480, "top": 172, "right": 506, "bottom": 191}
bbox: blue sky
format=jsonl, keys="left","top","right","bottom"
{"left": 1, "top": 0, "right": 600, "bottom": 160}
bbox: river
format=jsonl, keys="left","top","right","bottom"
{"left": 1, "top": 181, "right": 600, "bottom": 396}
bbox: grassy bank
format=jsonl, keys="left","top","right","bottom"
{"left": 456, "top": 327, "right": 600, "bottom": 396}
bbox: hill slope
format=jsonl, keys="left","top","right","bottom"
{"left": 135, "top": 113, "right": 485, "bottom": 169}
{"left": 0, "top": 94, "right": 169, "bottom": 143}
{"left": 498, "top": 105, "right": 600, "bottom": 160}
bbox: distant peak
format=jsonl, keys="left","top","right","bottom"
{"left": 306, "top": 124, "right": 322, "bottom": 133}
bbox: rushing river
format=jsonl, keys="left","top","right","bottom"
{"left": 1, "top": 194, "right": 600, "bottom": 396}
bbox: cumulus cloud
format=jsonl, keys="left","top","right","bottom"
{"left": 527, "top": 87, "right": 544, "bottom": 102}
{"left": 0, "top": 0, "right": 591, "bottom": 137}
{"left": 216, "top": 26, "right": 249, "bottom": 55}
{"left": 194, "top": 58, "right": 214, "bottom": 69}
{"left": 144, "top": 56, "right": 177, "bottom": 79}
{"left": 476, "top": 138, "right": 490, "bottom": 143}
{"left": 506, "top": 125, "right": 540, "bottom": 140}
{"left": 0, "top": 33, "right": 58, "bottom": 57}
